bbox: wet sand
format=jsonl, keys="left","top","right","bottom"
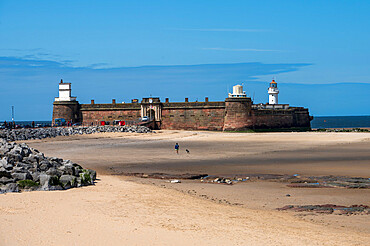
{"left": 25, "top": 131, "right": 370, "bottom": 177}
{"left": 1, "top": 130, "right": 369, "bottom": 245}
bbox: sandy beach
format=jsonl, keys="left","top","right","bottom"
{"left": 1, "top": 131, "right": 370, "bottom": 245}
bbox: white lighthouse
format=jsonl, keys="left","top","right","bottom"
{"left": 268, "top": 79, "right": 279, "bottom": 104}
{"left": 54, "top": 79, "right": 76, "bottom": 102}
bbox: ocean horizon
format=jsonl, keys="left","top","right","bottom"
{"left": 2, "top": 116, "right": 370, "bottom": 129}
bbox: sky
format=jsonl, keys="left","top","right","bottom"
{"left": 0, "top": 0, "right": 369, "bottom": 120}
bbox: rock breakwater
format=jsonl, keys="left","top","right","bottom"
{"left": 0, "top": 125, "right": 151, "bottom": 141}
{"left": 277, "top": 204, "right": 370, "bottom": 215}
{"left": 0, "top": 138, "right": 96, "bottom": 194}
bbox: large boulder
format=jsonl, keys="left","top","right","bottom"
{"left": 11, "top": 172, "right": 32, "bottom": 181}
{"left": 45, "top": 167, "right": 63, "bottom": 177}
{"left": 39, "top": 174, "right": 51, "bottom": 188}
{"left": 31, "top": 172, "right": 41, "bottom": 182}
{"left": 0, "top": 177, "right": 15, "bottom": 185}
{"left": 87, "top": 169, "right": 97, "bottom": 181}
{"left": 23, "top": 154, "right": 39, "bottom": 164}
{"left": 6, "top": 153, "right": 22, "bottom": 163}
{"left": 59, "top": 175, "right": 77, "bottom": 189}
{"left": 1, "top": 183, "right": 19, "bottom": 193}
{"left": 0, "top": 158, "right": 13, "bottom": 170}
{"left": 58, "top": 164, "right": 74, "bottom": 175}
{"left": 79, "top": 169, "right": 94, "bottom": 185}
{"left": 39, "top": 174, "right": 61, "bottom": 191}
{"left": 0, "top": 167, "right": 12, "bottom": 178}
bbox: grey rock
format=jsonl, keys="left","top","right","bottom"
{"left": 16, "top": 162, "right": 30, "bottom": 169}
{"left": 31, "top": 172, "right": 41, "bottom": 182}
{"left": 45, "top": 168, "right": 62, "bottom": 177}
{"left": 72, "top": 163, "right": 83, "bottom": 170}
{"left": 0, "top": 168, "right": 12, "bottom": 178}
{"left": 39, "top": 174, "right": 61, "bottom": 190}
{"left": 73, "top": 167, "right": 82, "bottom": 176}
{"left": 87, "top": 169, "right": 97, "bottom": 181}
{"left": 60, "top": 175, "right": 77, "bottom": 189}
{"left": 0, "top": 158, "right": 12, "bottom": 170}
{"left": 39, "top": 174, "right": 51, "bottom": 189}
{"left": 12, "top": 166, "right": 26, "bottom": 173}
{"left": 79, "top": 169, "right": 93, "bottom": 185}
{"left": 47, "top": 185, "right": 64, "bottom": 191}
{"left": 0, "top": 125, "right": 150, "bottom": 141}
{"left": 0, "top": 147, "right": 10, "bottom": 155}
{"left": 76, "top": 177, "right": 82, "bottom": 187}
{"left": 0, "top": 135, "right": 98, "bottom": 194}
{"left": 11, "top": 172, "right": 32, "bottom": 181}
{"left": 0, "top": 177, "right": 15, "bottom": 184}
{"left": 7, "top": 153, "right": 22, "bottom": 163}
{"left": 2, "top": 183, "right": 19, "bottom": 193}
{"left": 59, "top": 164, "right": 74, "bottom": 175}
{"left": 0, "top": 158, "right": 6, "bottom": 167}
{"left": 23, "top": 154, "right": 39, "bottom": 164}
{"left": 39, "top": 163, "right": 50, "bottom": 172}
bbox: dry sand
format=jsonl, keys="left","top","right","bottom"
{"left": 1, "top": 131, "right": 370, "bottom": 245}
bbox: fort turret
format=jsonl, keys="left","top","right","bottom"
{"left": 223, "top": 84, "right": 253, "bottom": 131}
{"left": 268, "top": 79, "right": 279, "bottom": 104}
{"left": 52, "top": 79, "right": 80, "bottom": 125}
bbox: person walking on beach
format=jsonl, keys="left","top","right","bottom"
{"left": 175, "top": 143, "right": 179, "bottom": 154}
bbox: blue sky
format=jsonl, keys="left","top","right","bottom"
{"left": 0, "top": 0, "right": 369, "bottom": 120}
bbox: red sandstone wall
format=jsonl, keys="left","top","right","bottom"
{"left": 251, "top": 109, "right": 311, "bottom": 129}
{"left": 252, "top": 111, "right": 294, "bottom": 129}
{"left": 52, "top": 102, "right": 80, "bottom": 124}
{"left": 292, "top": 110, "right": 311, "bottom": 127}
{"left": 70, "top": 101, "right": 311, "bottom": 130}
{"left": 161, "top": 107, "right": 225, "bottom": 130}
{"left": 223, "top": 98, "right": 253, "bottom": 131}
{"left": 81, "top": 109, "right": 141, "bottom": 125}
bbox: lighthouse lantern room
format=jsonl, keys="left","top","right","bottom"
{"left": 268, "top": 79, "right": 279, "bottom": 104}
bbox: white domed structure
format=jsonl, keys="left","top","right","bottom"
{"left": 228, "top": 84, "right": 246, "bottom": 98}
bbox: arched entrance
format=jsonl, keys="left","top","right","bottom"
{"left": 140, "top": 98, "right": 162, "bottom": 122}
{"left": 146, "top": 109, "right": 155, "bottom": 120}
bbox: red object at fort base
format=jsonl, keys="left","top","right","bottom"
{"left": 100, "top": 121, "right": 106, "bottom": 126}
{"left": 119, "top": 121, "right": 125, "bottom": 126}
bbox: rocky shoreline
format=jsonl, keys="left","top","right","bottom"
{"left": 0, "top": 138, "right": 98, "bottom": 193}
{"left": 0, "top": 126, "right": 151, "bottom": 193}
{"left": 0, "top": 125, "right": 151, "bottom": 141}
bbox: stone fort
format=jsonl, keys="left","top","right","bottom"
{"left": 52, "top": 79, "right": 312, "bottom": 131}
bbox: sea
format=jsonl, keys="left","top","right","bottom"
{"left": 1, "top": 116, "right": 370, "bottom": 129}
{"left": 2, "top": 121, "right": 52, "bottom": 127}
{"left": 311, "top": 116, "right": 370, "bottom": 129}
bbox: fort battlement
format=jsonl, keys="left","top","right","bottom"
{"left": 52, "top": 80, "right": 312, "bottom": 131}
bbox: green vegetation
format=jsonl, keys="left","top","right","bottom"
{"left": 17, "top": 180, "right": 39, "bottom": 189}
{"left": 80, "top": 169, "right": 92, "bottom": 185}
{"left": 49, "top": 176, "right": 62, "bottom": 186}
